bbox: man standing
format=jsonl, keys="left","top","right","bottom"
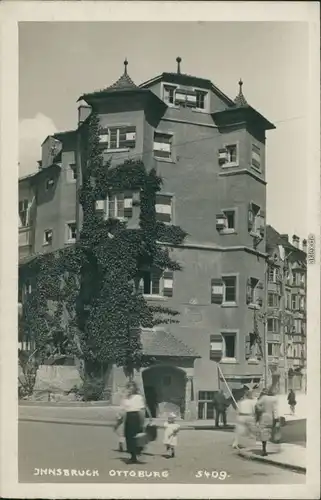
{"left": 214, "top": 390, "right": 229, "bottom": 427}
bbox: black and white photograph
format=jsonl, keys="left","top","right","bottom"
{"left": 0, "top": 2, "right": 320, "bottom": 499}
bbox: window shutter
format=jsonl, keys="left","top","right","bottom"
{"left": 245, "top": 334, "right": 251, "bottom": 360}
{"left": 124, "top": 191, "right": 133, "bottom": 218}
{"left": 218, "top": 148, "right": 228, "bottom": 164}
{"left": 257, "top": 280, "right": 264, "bottom": 290}
{"left": 124, "top": 126, "right": 136, "bottom": 148}
{"left": 163, "top": 270, "right": 173, "bottom": 297}
{"left": 156, "top": 194, "right": 172, "bottom": 223}
{"left": 95, "top": 200, "right": 104, "bottom": 212}
{"left": 216, "top": 213, "right": 226, "bottom": 230}
{"left": 211, "top": 278, "right": 223, "bottom": 304}
{"left": 246, "top": 278, "right": 252, "bottom": 305}
{"left": 248, "top": 203, "right": 254, "bottom": 232}
{"left": 210, "top": 333, "right": 223, "bottom": 362}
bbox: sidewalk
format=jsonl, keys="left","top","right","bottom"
{"left": 237, "top": 441, "right": 306, "bottom": 473}
{"left": 275, "top": 392, "right": 306, "bottom": 422}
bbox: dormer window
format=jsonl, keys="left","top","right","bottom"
{"left": 162, "top": 83, "right": 207, "bottom": 111}
{"left": 195, "top": 90, "right": 206, "bottom": 109}
{"left": 164, "top": 85, "right": 176, "bottom": 105}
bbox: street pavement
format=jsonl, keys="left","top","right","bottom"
{"left": 19, "top": 421, "right": 305, "bottom": 484}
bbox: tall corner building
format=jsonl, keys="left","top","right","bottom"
{"left": 19, "top": 59, "right": 275, "bottom": 419}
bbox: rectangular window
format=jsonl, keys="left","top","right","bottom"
{"left": 268, "top": 293, "right": 279, "bottom": 308}
{"left": 155, "top": 194, "right": 172, "bottom": 223}
{"left": 251, "top": 144, "right": 261, "bottom": 170}
{"left": 67, "top": 163, "right": 77, "bottom": 183}
{"left": 19, "top": 200, "right": 29, "bottom": 227}
{"left": 268, "top": 343, "right": 273, "bottom": 355}
{"left": 198, "top": 391, "right": 215, "bottom": 401}
{"left": 267, "top": 318, "right": 279, "bottom": 333}
{"left": 153, "top": 132, "right": 172, "bottom": 160}
{"left": 163, "top": 85, "right": 176, "bottom": 105}
{"left": 221, "top": 209, "right": 236, "bottom": 232}
{"left": 291, "top": 295, "right": 298, "bottom": 310}
{"left": 222, "top": 332, "right": 236, "bottom": 359}
{"left": 226, "top": 144, "right": 237, "bottom": 164}
{"left": 222, "top": 276, "right": 237, "bottom": 303}
{"left": 45, "top": 177, "right": 55, "bottom": 190}
{"left": 268, "top": 266, "right": 275, "bottom": 283}
{"left": 99, "top": 126, "right": 136, "bottom": 150}
{"left": 195, "top": 90, "right": 206, "bottom": 109}
{"left": 139, "top": 270, "right": 161, "bottom": 296}
{"left": 66, "top": 222, "right": 76, "bottom": 242}
{"left": 107, "top": 193, "right": 125, "bottom": 219}
{"left": 43, "top": 229, "right": 53, "bottom": 245}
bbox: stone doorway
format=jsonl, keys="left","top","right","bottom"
{"left": 142, "top": 365, "right": 186, "bottom": 418}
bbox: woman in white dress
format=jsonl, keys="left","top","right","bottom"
{"left": 232, "top": 389, "right": 256, "bottom": 449}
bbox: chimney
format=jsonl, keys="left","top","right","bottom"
{"left": 78, "top": 99, "right": 91, "bottom": 126}
{"left": 280, "top": 234, "right": 288, "bottom": 242}
{"left": 292, "top": 234, "right": 300, "bottom": 248}
{"left": 302, "top": 239, "right": 307, "bottom": 253}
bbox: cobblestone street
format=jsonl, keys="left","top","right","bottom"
{"left": 19, "top": 422, "right": 305, "bottom": 484}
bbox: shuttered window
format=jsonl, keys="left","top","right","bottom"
{"left": 153, "top": 132, "right": 172, "bottom": 159}
{"left": 99, "top": 126, "right": 136, "bottom": 150}
{"left": 137, "top": 269, "right": 174, "bottom": 297}
{"left": 251, "top": 144, "right": 261, "bottom": 170}
{"left": 156, "top": 194, "right": 172, "bottom": 223}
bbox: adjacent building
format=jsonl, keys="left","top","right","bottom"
{"left": 19, "top": 58, "right": 276, "bottom": 418}
{"left": 266, "top": 226, "right": 307, "bottom": 394}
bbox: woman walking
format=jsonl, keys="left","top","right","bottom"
{"left": 232, "top": 389, "right": 256, "bottom": 449}
{"left": 255, "top": 386, "right": 279, "bottom": 456}
{"left": 287, "top": 389, "right": 296, "bottom": 415}
{"left": 120, "top": 381, "right": 146, "bottom": 464}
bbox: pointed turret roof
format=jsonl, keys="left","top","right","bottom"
{"left": 234, "top": 79, "right": 248, "bottom": 107}
{"left": 105, "top": 58, "right": 138, "bottom": 92}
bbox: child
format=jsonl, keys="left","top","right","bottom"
{"left": 163, "top": 413, "right": 180, "bottom": 458}
{"left": 114, "top": 413, "right": 126, "bottom": 452}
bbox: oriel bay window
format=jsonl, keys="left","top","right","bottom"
{"left": 99, "top": 126, "right": 136, "bottom": 150}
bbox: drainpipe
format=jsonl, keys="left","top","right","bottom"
{"left": 75, "top": 128, "right": 82, "bottom": 240}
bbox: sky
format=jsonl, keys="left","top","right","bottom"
{"left": 19, "top": 21, "right": 309, "bottom": 239}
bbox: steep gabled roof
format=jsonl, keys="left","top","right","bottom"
{"left": 266, "top": 225, "right": 306, "bottom": 262}
{"left": 141, "top": 328, "right": 200, "bottom": 358}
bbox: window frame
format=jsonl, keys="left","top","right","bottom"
{"left": 65, "top": 221, "right": 77, "bottom": 243}
{"left": 155, "top": 193, "right": 174, "bottom": 224}
{"left": 106, "top": 192, "right": 125, "bottom": 220}
{"left": 251, "top": 143, "right": 261, "bottom": 172}
{"left": 221, "top": 208, "right": 237, "bottom": 234}
{"left": 66, "top": 163, "right": 77, "bottom": 183}
{"left": 222, "top": 142, "right": 239, "bottom": 168}
{"left": 99, "top": 125, "right": 136, "bottom": 152}
{"left": 43, "top": 228, "right": 53, "bottom": 246}
{"left": 19, "top": 199, "right": 29, "bottom": 228}
{"left": 153, "top": 131, "right": 173, "bottom": 162}
{"left": 221, "top": 274, "right": 238, "bottom": 307}
{"left": 220, "top": 329, "right": 238, "bottom": 363}
{"left": 267, "top": 318, "right": 279, "bottom": 333}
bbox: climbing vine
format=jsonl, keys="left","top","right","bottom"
{"left": 20, "top": 111, "right": 187, "bottom": 381}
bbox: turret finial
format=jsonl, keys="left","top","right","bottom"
{"left": 176, "top": 56, "right": 182, "bottom": 74}
{"left": 124, "top": 58, "right": 128, "bottom": 75}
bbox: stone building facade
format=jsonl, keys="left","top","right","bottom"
{"left": 19, "top": 58, "right": 276, "bottom": 418}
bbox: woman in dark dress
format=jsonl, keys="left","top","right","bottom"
{"left": 121, "top": 381, "right": 146, "bottom": 463}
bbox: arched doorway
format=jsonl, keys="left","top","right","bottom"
{"left": 142, "top": 365, "right": 186, "bottom": 418}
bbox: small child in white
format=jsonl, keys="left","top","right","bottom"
{"left": 163, "top": 413, "right": 180, "bottom": 458}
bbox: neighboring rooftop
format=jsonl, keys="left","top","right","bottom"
{"left": 266, "top": 225, "right": 306, "bottom": 260}
{"left": 141, "top": 328, "right": 200, "bottom": 358}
